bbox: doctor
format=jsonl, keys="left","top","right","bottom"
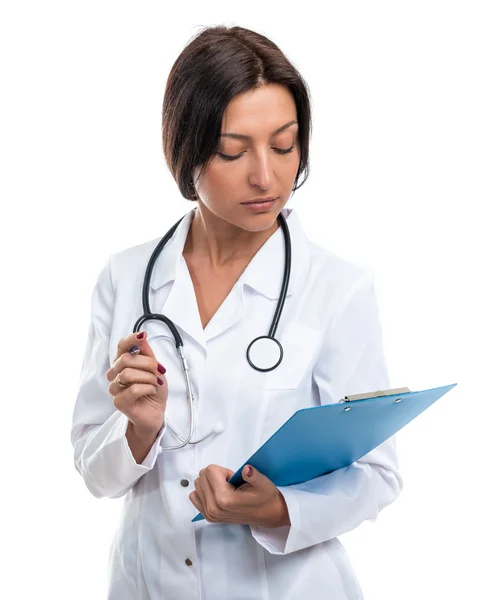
{"left": 71, "top": 25, "right": 402, "bottom": 600}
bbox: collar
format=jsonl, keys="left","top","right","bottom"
{"left": 149, "top": 206, "right": 311, "bottom": 300}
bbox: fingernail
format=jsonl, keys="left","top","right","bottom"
{"left": 246, "top": 466, "right": 253, "bottom": 477}
{"left": 157, "top": 363, "right": 166, "bottom": 375}
{"left": 136, "top": 332, "right": 145, "bottom": 339}
{"left": 157, "top": 377, "right": 164, "bottom": 386}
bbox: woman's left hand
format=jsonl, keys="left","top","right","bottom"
{"left": 189, "top": 464, "right": 291, "bottom": 528}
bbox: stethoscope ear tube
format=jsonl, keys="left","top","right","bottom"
{"left": 268, "top": 211, "right": 291, "bottom": 340}
{"left": 133, "top": 212, "right": 187, "bottom": 349}
{"left": 141, "top": 214, "right": 185, "bottom": 316}
{"left": 133, "top": 313, "right": 183, "bottom": 349}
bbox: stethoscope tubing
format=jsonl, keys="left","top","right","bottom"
{"left": 130, "top": 209, "right": 291, "bottom": 448}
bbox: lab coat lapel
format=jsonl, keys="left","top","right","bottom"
{"left": 160, "top": 257, "right": 207, "bottom": 350}
{"left": 149, "top": 208, "right": 207, "bottom": 352}
{"left": 202, "top": 282, "right": 244, "bottom": 343}
{"left": 203, "top": 208, "right": 308, "bottom": 341}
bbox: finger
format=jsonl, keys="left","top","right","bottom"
{"left": 198, "top": 471, "right": 217, "bottom": 506}
{"left": 203, "top": 466, "right": 256, "bottom": 514}
{"left": 189, "top": 491, "right": 206, "bottom": 516}
{"left": 204, "top": 465, "right": 236, "bottom": 491}
{"left": 112, "top": 382, "right": 159, "bottom": 411}
{"left": 200, "top": 465, "right": 234, "bottom": 519}
{"left": 193, "top": 477, "right": 221, "bottom": 523}
{"left": 108, "top": 367, "right": 162, "bottom": 395}
{"left": 107, "top": 352, "right": 164, "bottom": 383}
{"left": 189, "top": 486, "right": 220, "bottom": 523}
{"left": 114, "top": 331, "right": 156, "bottom": 363}
{"left": 193, "top": 474, "right": 207, "bottom": 508}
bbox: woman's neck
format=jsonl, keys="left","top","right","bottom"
{"left": 183, "top": 204, "right": 280, "bottom": 269}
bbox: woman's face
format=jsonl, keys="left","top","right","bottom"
{"left": 192, "top": 83, "right": 301, "bottom": 232}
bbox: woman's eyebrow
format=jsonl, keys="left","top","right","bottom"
{"left": 219, "top": 120, "right": 298, "bottom": 141}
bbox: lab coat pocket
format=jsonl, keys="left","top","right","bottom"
{"left": 260, "top": 322, "right": 322, "bottom": 442}
{"left": 264, "top": 321, "right": 322, "bottom": 390}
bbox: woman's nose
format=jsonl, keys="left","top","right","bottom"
{"left": 248, "top": 150, "right": 275, "bottom": 190}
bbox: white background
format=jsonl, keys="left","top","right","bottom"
{"left": 1, "top": 1, "right": 477, "bottom": 598}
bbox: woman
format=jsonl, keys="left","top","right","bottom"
{"left": 71, "top": 25, "right": 402, "bottom": 600}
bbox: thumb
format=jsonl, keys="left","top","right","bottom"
{"left": 138, "top": 336, "right": 157, "bottom": 359}
{"left": 242, "top": 464, "right": 263, "bottom": 485}
{"left": 130, "top": 335, "right": 156, "bottom": 360}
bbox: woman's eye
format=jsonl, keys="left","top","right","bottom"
{"left": 275, "top": 145, "right": 296, "bottom": 155}
{"left": 217, "top": 152, "right": 242, "bottom": 161}
{"left": 217, "top": 145, "right": 295, "bottom": 162}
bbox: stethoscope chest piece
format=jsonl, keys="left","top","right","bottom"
{"left": 246, "top": 336, "right": 284, "bottom": 372}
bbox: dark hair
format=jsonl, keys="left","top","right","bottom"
{"left": 162, "top": 25, "right": 313, "bottom": 201}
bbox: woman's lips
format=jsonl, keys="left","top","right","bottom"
{"left": 241, "top": 198, "right": 278, "bottom": 212}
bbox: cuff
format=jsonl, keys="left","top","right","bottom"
{"left": 80, "top": 411, "right": 168, "bottom": 498}
{"left": 249, "top": 486, "right": 301, "bottom": 555}
{"left": 119, "top": 413, "right": 168, "bottom": 470}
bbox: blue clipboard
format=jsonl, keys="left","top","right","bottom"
{"left": 192, "top": 382, "right": 457, "bottom": 522}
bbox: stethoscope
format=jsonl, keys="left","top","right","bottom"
{"left": 129, "top": 209, "right": 291, "bottom": 450}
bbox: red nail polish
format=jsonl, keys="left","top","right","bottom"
{"left": 157, "top": 363, "right": 166, "bottom": 375}
{"left": 136, "top": 332, "right": 145, "bottom": 339}
{"left": 157, "top": 377, "right": 164, "bottom": 386}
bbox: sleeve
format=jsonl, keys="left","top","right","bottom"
{"left": 249, "top": 268, "right": 403, "bottom": 554}
{"left": 70, "top": 257, "right": 167, "bottom": 499}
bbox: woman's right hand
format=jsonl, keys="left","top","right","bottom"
{"left": 106, "top": 332, "right": 168, "bottom": 435}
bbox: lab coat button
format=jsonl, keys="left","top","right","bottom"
{"left": 180, "top": 479, "right": 190, "bottom": 487}
{"left": 185, "top": 558, "right": 193, "bottom": 566}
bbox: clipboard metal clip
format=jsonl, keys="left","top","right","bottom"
{"left": 340, "top": 386, "right": 411, "bottom": 402}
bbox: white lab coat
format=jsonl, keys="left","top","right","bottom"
{"left": 71, "top": 206, "right": 402, "bottom": 600}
